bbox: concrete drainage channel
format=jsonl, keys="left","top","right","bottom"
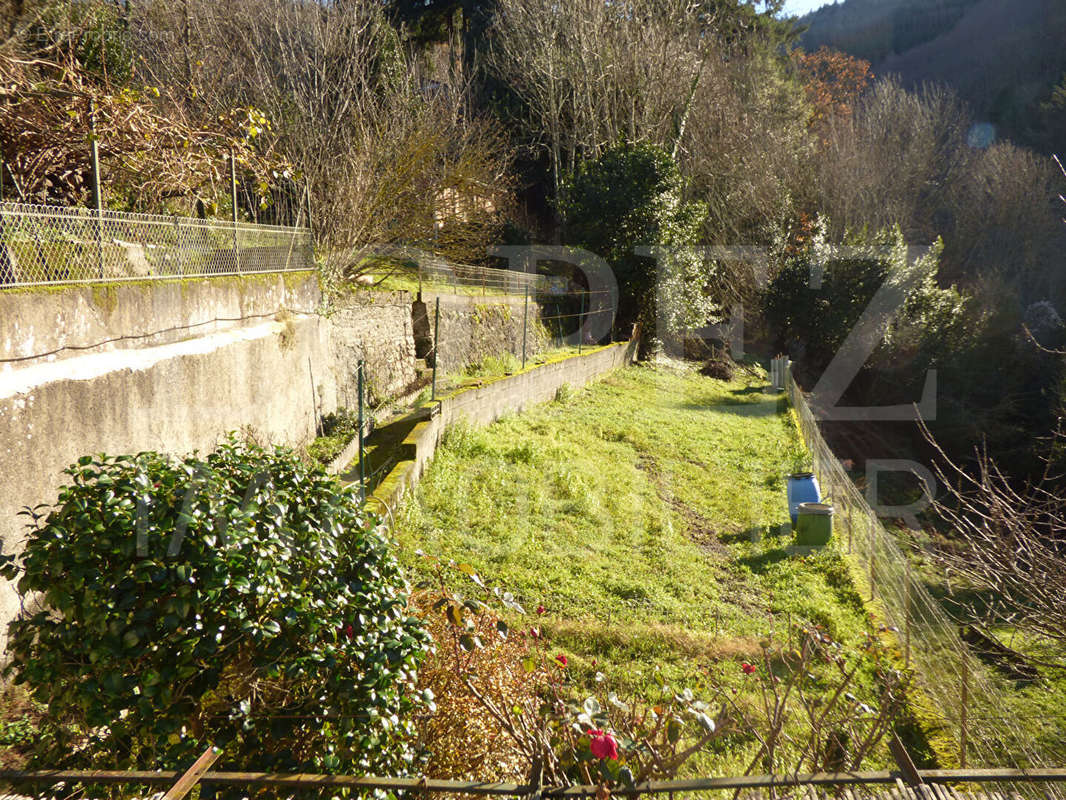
{"left": 328, "top": 339, "right": 638, "bottom": 525}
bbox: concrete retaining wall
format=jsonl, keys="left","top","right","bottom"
{"left": 369, "top": 339, "right": 638, "bottom": 512}
{"left": 0, "top": 272, "right": 321, "bottom": 370}
{"left": 0, "top": 273, "right": 567, "bottom": 651}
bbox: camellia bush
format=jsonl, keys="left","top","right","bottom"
{"left": 1, "top": 437, "right": 431, "bottom": 776}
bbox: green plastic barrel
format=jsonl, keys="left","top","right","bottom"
{"left": 795, "top": 502, "right": 833, "bottom": 547}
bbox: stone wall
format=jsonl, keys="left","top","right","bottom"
{"left": 330, "top": 289, "right": 550, "bottom": 409}
{"left": 327, "top": 291, "right": 418, "bottom": 406}
{"left": 416, "top": 291, "right": 549, "bottom": 375}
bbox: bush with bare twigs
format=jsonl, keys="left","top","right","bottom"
{"left": 413, "top": 558, "right": 909, "bottom": 789}
{"left": 0, "top": 51, "right": 287, "bottom": 212}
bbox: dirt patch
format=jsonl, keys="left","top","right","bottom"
{"left": 699, "top": 356, "right": 735, "bottom": 381}
{"left": 636, "top": 456, "right": 729, "bottom": 558}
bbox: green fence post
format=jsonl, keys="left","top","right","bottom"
{"left": 904, "top": 559, "right": 912, "bottom": 668}
{"left": 522, "top": 285, "right": 529, "bottom": 370}
{"left": 431, "top": 297, "right": 440, "bottom": 401}
{"left": 869, "top": 516, "right": 876, "bottom": 600}
{"left": 578, "top": 290, "right": 585, "bottom": 354}
{"left": 960, "top": 654, "right": 969, "bottom": 768}
{"left": 358, "top": 360, "right": 366, "bottom": 502}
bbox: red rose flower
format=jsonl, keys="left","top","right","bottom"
{"left": 588, "top": 729, "right": 619, "bottom": 760}
{"left": 741, "top": 662, "right": 757, "bottom": 675}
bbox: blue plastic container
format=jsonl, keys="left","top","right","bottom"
{"left": 786, "top": 472, "right": 821, "bottom": 527}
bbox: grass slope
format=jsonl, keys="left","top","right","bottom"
{"left": 397, "top": 363, "right": 898, "bottom": 774}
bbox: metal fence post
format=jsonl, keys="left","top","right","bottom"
{"left": 869, "top": 516, "right": 876, "bottom": 600}
{"left": 960, "top": 654, "right": 969, "bottom": 768}
{"left": 522, "top": 286, "right": 529, "bottom": 370}
{"left": 89, "top": 99, "right": 105, "bottom": 279}
{"left": 904, "top": 559, "right": 912, "bottom": 668}
{"left": 431, "top": 297, "right": 440, "bottom": 401}
{"left": 848, "top": 505, "right": 853, "bottom": 554}
{"left": 230, "top": 150, "right": 240, "bottom": 273}
{"left": 174, "top": 217, "right": 183, "bottom": 278}
{"left": 358, "top": 360, "right": 366, "bottom": 502}
{"left": 578, "top": 290, "right": 585, "bottom": 353}
{"left": 846, "top": 502, "right": 853, "bottom": 554}
{"left": 0, "top": 149, "right": 4, "bottom": 202}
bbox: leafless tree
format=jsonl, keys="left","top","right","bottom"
{"left": 920, "top": 417, "right": 1066, "bottom": 667}
{"left": 127, "top": 0, "right": 513, "bottom": 259}
{"left": 488, "top": 0, "right": 809, "bottom": 307}
{"left": 814, "top": 79, "right": 972, "bottom": 243}
{"left": 813, "top": 78, "right": 1066, "bottom": 304}
{"left": 488, "top": 0, "right": 718, "bottom": 206}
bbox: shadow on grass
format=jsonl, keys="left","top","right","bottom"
{"left": 678, "top": 396, "right": 789, "bottom": 417}
{"left": 738, "top": 547, "right": 793, "bottom": 572}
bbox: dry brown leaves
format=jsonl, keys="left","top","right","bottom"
{"left": 0, "top": 52, "right": 288, "bottom": 212}
{"left": 412, "top": 590, "right": 542, "bottom": 783}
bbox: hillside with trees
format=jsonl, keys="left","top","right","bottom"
{"left": 797, "top": 0, "right": 1066, "bottom": 154}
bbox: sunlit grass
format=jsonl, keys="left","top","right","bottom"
{"left": 397, "top": 363, "right": 902, "bottom": 774}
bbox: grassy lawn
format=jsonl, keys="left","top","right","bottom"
{"left": 397, "top": 362, "right": 907, "bottom": 775}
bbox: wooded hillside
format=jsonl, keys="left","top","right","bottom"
{"left": 798, "top": 0, "right": 1066, "bottom": 154}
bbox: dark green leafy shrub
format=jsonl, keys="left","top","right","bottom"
{"left": 2, "top": 437, "right": 431, "bottom": 775}
{"left": 764, "top": 221, "right": 967, "bottom": 387}
{"left": 307, "top": 408, "right": 361, "bottom": 466}
{"left": 561, "top": 141, "right": 714, "bottom": 338}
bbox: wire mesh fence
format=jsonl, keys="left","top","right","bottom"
{"left": 0, "top": 201, "right": 313, "bottom": 288}
{"left": 352, "top": 256, "right": 550, "bottom": 296}
{"left": 782, "top": 360, "right": 1065, "bottom": 798}
{"left": 421, "top": 258, "right": 548, "bottom": 295}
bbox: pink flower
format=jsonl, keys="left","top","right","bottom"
{"left": 555, "top": 653, "right": 568, "bottom": 667}
{"left": 529, "top": 627, "right": 541, "bottom": 640}
{"left": 537, "top": 605, "right": 547, "bottom": 615}
{"left": 741, "top": 662, "right": 757, "bottom": 675}
{"left": 588, "top": 729, "right": 619, "bottom": 760}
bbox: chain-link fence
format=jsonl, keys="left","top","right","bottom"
{"left": 0, "top": 201, "right": 313, "bottom": 288}
{"left": 420, "top": 258, "right": 548, "bottom": 294}
{"left": 353, "top": 255, "right": 550, "bottom": 296}
{"left": 783, "top": 360, "right": 1065, "bottom": 798}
